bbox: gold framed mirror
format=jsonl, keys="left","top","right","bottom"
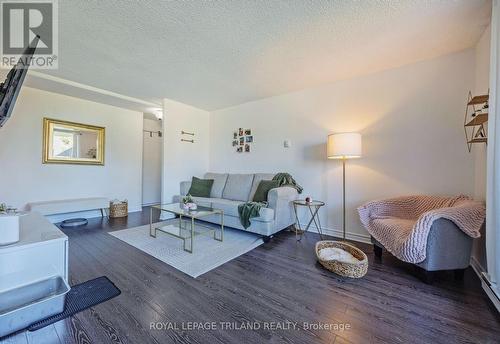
{"left": 43, "top": 118, "right": 105, "bottom": 165}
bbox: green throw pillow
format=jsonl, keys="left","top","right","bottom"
{"left": 253, "top": 180, "right": 279, "bottom": 202}
{"left": 188, "top": 177, "right": 214, "bottom": 198}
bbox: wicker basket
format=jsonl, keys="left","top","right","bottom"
{"left": 109, "top": 201, "right": 128, "bottom": 218}
{"left": 315, "top": 241, "right": 368, "bottom": 278}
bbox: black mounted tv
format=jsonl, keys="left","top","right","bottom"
{"left": 0, "top": 36, "right": 39, "bottom": 128}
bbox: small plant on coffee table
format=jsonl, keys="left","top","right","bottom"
{"left": 182, "top": 195, "right": 194, "bottom": 205}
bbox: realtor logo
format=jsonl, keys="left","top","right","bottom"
{"left": 0, "top": 0, "right": 58, "bottom": 69}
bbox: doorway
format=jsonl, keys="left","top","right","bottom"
{"left": 142, "top": 113, "right": 162, "bottom": 206}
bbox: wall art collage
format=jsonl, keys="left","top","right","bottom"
{"left": 232, "top": 128, "right": 253, "bottom": 153}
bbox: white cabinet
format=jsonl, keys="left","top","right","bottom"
{"left": 0, "top": 212, "right": 68, "bottom": 292}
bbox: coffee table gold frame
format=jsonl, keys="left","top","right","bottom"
{"left": 149, "top": 203, "right": 224, "bottom": 253}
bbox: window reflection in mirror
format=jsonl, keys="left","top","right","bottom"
{"left": 43, "top": 118, "right": 105, "bottom": 165}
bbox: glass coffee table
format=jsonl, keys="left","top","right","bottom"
{"left": 149, "top": 203, "right": 224, "bottom": 253}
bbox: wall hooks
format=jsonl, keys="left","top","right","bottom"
{"left": 144, "top": 130, "right": 162, "bottom": 138}
{"left": 181, "top": 130, "right": 194, "bottom": 136}
{"left": 181, "top": 139, "right": 194, "bottom": 143}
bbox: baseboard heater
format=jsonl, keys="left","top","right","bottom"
{"left": 480, "top": 272, "right": 500, "bottom": 313}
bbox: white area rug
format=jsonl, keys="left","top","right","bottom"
{"left": 109, "top": 221, "right": 263, "bottom": 278}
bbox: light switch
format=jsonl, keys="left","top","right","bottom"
{"left": 284, "top": 139, "right": 291, "bottom": 148}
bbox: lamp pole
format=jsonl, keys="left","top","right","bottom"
{"left": 327, "top": 132, "right": 361, "bottom": 241}
{"left": 342, "top": 158, "right": 346, "bottom": 240}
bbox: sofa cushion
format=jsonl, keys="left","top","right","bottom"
{"left": 249, "top": 173, "right": 275, "bottom": 201}
{"left": 204, "top": 173, "right": 228, "bottom": 198}
{"left": 210, "top": 198, "right": 242, "bottom": 217}
{"left": 192, "top": 197, "right": 212, "bottom": 208}
{"left": 253, "top": 180, "right": 279, "bottom": 202}
{"left": 222, "top": 174, "right": 254, "bottom": 201}
{"left": 210, "top": 198, "right": 274, "bottom": 222}
{"left": 188, "top": 177, "right": 214, "bottom": 198}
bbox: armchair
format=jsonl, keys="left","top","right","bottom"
{"left": 358, "top": 195, "right": 485, "bottom": 283}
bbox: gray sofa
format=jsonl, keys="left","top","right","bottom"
{"left": 173, "top": 173, "right": 299, "bottom": 239}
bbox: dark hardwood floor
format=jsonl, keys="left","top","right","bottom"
{"left": 2, "top": 208, "right": 499, "bottom": 344}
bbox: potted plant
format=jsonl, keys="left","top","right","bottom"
{"left": 0, "top": 203, "right": 21, "bottom": 245}
{"left": 181, "top": 195, "right": 197, "bottom": 211}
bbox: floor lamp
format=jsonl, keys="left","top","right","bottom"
{"left": 327, "top": 133, "right": 362, "bottom": 241}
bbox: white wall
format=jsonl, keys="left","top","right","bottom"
{"left": 142, "top": 117, "right": 162, "bottom": 205}
{"left": 485, "top": 0, "right": 500, "bottom": 305}
{"left": 472, "top": 26, "right": 491, "bottom": 269}
{"left": 473, "top": 26, "right": 491, "bottom": 201}
{"left": 0, "top": 87, "right": 143, "bottom": 217}
{"left": 161, "top": 99, "right": 210, "bottom": 210}
{"left": 209, "top": 50, "right": 476, "bottom": 240}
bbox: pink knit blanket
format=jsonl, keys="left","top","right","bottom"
{"left": 357, "top": 195, "right": 485, "bottom": 263}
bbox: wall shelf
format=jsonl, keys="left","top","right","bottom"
{"left": 464, "top": 91, "right": 488, "bottom": 152}
{"left": 468, "top": 138, "right": 488, "bottom": 144}
{"left": 465, "top": 113, "right": 488, "bottom": 127}
{"left": 468, "top": 95, "right": 489, "bottom": 105}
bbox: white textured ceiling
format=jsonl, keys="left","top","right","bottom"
{"left": 35, "top": 0, "right": 491, "bottom": 111}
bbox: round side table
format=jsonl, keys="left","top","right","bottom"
{"left": 292, "top": 200, "right": 325, "bottom": 241}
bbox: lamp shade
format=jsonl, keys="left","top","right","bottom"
{"left": 327, "top": 132, "right": 362, "bottom": 159}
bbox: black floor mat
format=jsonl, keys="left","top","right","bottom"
{"left": 28, "top": 276, "right": 121, "bottom": 331}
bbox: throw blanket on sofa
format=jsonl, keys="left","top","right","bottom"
{"left": 238, "top": 173, "right": 302, "bottom": 229}
{"left": 238, "top": 202, "right": 267, "bottom": 229}
{"left": 357, "top": 195, "right": 485, "bottom": 263}
{"left": 272, "top": 173, "right": 303, "bottom": 194}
